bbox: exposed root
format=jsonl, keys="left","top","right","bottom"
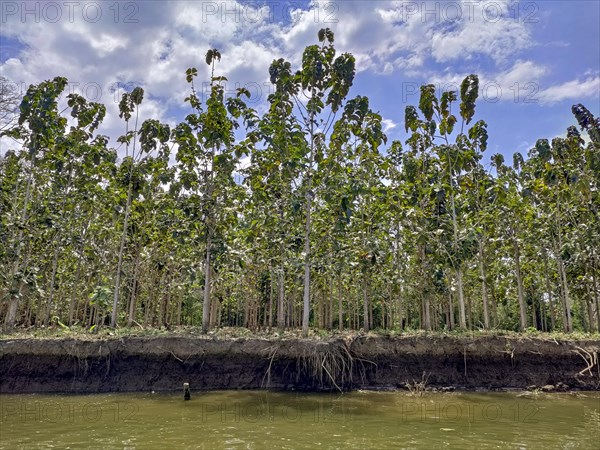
{"left": 406, "top": 371, "right": 430, "bottom": 397}
{"left": 156, "top": 346, "right": 184, "bottom": 363}
{"left": 297, "top": 341, "right": 354, "bottom": 392}
{"left": 260, "top": 339, "right": 365, "bottom": 392}
{"left": 261, "top": 345, "right": 278, "bottom": 389}
{"left": 574, "top": 346, "right": 599, "bottom": 379}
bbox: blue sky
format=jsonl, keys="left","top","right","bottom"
{"left": 1, "top": 1, "right": 598, "bottom": 166}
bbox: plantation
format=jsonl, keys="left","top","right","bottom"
{"left": 1, "top": 29, "right": 599, "bottom": 336}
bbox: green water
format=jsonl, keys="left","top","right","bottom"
{"left": 1, "top": 391, "right": 598, "bottom": 449}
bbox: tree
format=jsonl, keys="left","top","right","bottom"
{"left": 404, "top": 75, "right": 487, "bottom": 329}
{"left": 0, "top": 76, "right": 20, "bottom": 131}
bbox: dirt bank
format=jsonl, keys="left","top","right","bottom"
{"left": 1, "top": 335, "right": 599, "bottom": 393}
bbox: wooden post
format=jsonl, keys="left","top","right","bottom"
{"left": 183, "top": 382, "right": 191, "bottom": 401}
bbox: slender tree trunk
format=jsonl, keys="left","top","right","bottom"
{"left": 68, "top": 222, "right": 88, "bottom": 326}
{"left": 268, "top": 270, "right": 274, "bottom": 329}
{"left": 44, "top": 244, "right": 61, "bottom": 325}
{"left": 532, "top": 294, "right": 538, "bottom": 330}
{"left": 591, "top": 262, "right": 600, "bottom": 333}
{"left": 556, "top": 238, "right": 572, "bottom": 332}
{"left": 543, "top": 253, "right": 556, "bottom": 331}
{"left": 456, "top": 268, "right": 466, "bottom": 329}
{"left": 585, "top": 282, "right": 595, "bottom": 332}
{"left": 302, "top": 199, "right": 311, "bottom": 337}
{"left": 490, "top": 283, "right": 498, "bottom": 327}
{"left": 363, "top": 269, "right": 369, "bottom": 332}
{"left": 110, "top": 181, "right": 133, "bottom": 328}
{"left": 202, "top": 233, "right": 212, "bottom": 333}
{"left": 420, "top": 244, "right": 431, "bottom": 331}
{"left": 513, "top": 231, "right": 527, "bottom": 331}
{"left": 448, "top": 291, "right": 455, "bottom": 330}
{"left": 338, "top": 272, "right": 343, "bottom": 331}
{"left": 327, "top": 276, "right": 333, "bottom": 330}
{"left": 277, "top": 266, "right": 285, "bottom": 330}
{"left": 301, "top": 105, "right": 316, "bottom": 338}
{"left": 446, "top": 154, "right": 466, "bottom": 329}
{"left": 5, "top": 163, "right": 34, "bottom": 329}
{"left": 127, "top": 249, "right": 141, "bottom": 327}
{"left": 555, "top": 190, "right": 572, "bottom": 332}
{"left": 479, "top": 238, "right": 490, "bottom": 329}
{"left": 68, "top": 256, "right": 83, "bottom": 325}
{"left": 176, "top": 291, "right": 183, "bottom": 326}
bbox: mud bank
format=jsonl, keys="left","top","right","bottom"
{"left": 1, "top": 335, "right": 599, "bottom": 393}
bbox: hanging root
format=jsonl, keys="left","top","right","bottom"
{"left": 574, "top": 346, "right": 599, "bottom": 379}
{"left": 405, "top": 371, "right": 430, "bottom": 397}
{"left": 261, "top": 339, "right": 376, "bottom": 391}
{"left": 261, "top": 345, "right": 279, "bottom": 389}
{"left": 296, "top": 341, "right": 354, "bottom": 392}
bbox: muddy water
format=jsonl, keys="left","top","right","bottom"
{"left": 1, "top": 391, "right": 598, "bottom": 449}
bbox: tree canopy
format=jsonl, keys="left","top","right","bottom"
{"left": 1, "top": 30, "right": 599, "bottom": 334}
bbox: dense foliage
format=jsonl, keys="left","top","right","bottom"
{"left": 2, "top": 30, "right": 599, "bottom": 334}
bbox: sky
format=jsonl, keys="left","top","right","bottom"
{"left": 1, "top": 0, "right": 599, "bottom": 168}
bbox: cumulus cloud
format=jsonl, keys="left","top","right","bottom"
{"left": 0, "top": 0, "right": 594, "bottom": 159}
{"left": 382, "top": 118, "right": 397, "bottom": 133}
{"left": 538, "top": 76, "right": 600, "bottom": 105}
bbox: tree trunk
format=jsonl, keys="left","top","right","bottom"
{"left": 127, "top": 249, "right": 141, "bottom": 327}
{"left": 338, "top": 272, "right": 343, "bottom": 331}
{"left": 111, "top": 181, "right": 133, "bottom": 328}
{"left": 448, "top": 292, "right": 455, "bottom": 330}
{"left": 363, "top": 270, "right": 369, "bottom": 332}
{"left": 44, "top": 243, "right": 61, "bottom": 326}
{"left": 5, "top": 163, "right": 34, "bottom": 329}
{"left": 556, "top": 241, "right": 572, "bottom": 332}
{"left": 446, "top": 156, "right": 466, "bottom": 329}
{"left": 585, "top": 282, "right": 595, "bottom": 332}
{"left": 328, "top": 276, "right": 333, "bottom": 330}
{"left": 478, "top": 238, "right": 490, "bottom": 329}
{"left": 268, "top": 270, "right": 274, "bottom": 329}
{"left": 555, "top": 191, "right": 572, "bottom": 332}
{"left": 277, "top": 266, "right": 285, "bottom": 330}
{"left": 420, "top": 244, "right": 431, "bottom": 331}
{"left": 513, "top": 233, "right": 527, "bottom": 331}
{"left": 202, "top": 234, "right": 212, "bottom": 333}
{"left": 543, "top": 253, "right": 556, "bottom": 331}
{"left": 301, "top": 192, "right": 312, "bottom": 337}
{"left": 592, "top": 262, "right": 600, "bottom": 333}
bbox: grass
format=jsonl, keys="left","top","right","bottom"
{"left": 1, "top": 324, "right": 598, "bottom": 341}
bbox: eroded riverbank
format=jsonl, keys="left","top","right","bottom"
{"left": 1, "top": 334, "right": 599, "bottom": 393}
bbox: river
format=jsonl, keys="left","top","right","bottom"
{"left": 1, "top": 391, "right": 599, "bottom": 449}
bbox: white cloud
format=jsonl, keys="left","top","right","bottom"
{"left": 429, "top": 0, "right": 531, "bottom": 64}
{"left": 495, "top": 60, "right": 547, "bottom": 87}
{"left": 382, "top": 119, "right": 397, "bottom": 133}
{"left": 0, "top": 0, "right": 586, "bottom": 159}
{"left": 417, "top": 60, "right": 549, "bottom": 104}
{"left": 538, "top": 77, "right": 600, "bottom": 105}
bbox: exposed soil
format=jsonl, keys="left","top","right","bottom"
{"left": 1, "top": 335, "right": 599, "bottom": 393}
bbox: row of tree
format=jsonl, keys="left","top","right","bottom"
{"left": 1, "top": 30, "right": 599, "bottom": 335}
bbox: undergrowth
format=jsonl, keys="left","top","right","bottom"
{"left": 1, "top": 325, "right": 598, "bottom": 341}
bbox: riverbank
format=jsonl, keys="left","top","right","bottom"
{"left": 1, "top": 331, "right": 599, "bottom": 393}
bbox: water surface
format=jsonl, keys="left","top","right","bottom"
{"left": 1, "top": 391, "right": 599, "bottom": 449}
